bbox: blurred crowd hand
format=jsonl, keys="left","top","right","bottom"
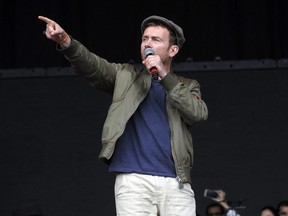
{"left": 212, "top": 190, "right": 230, "bottom": 210}
{"left": 212, "top": 190, "right": 226, "bottom": 202}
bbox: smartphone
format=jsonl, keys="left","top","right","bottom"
{"left": 204, "top": 189, "right": 219, "bottom": 199}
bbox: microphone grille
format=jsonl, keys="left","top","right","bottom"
{"left": 144, "top": 48, "right": 154, "bottom": 57}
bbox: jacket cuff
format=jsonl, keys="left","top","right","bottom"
{"left": 56, "top": 37, "right": 79, "bottom": 58}
{"left": 161, "top": 73, "right": 179, "bottom": 91}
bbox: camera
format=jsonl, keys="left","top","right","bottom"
{"left": 204, "top": 189, "right": 219, "bottom": 199}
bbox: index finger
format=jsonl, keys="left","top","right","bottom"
{"left": 38, "top": 16, "right": 53, "bottom": 25}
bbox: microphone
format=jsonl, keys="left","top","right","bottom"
{"left": 144, "top": 48, "right": 159, "bottom": 80}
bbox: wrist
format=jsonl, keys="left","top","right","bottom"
{"left": 57, "top": 33, "right": 70, "bottom": 46}
{"left": 218, "top": 200, "right": 230, "bottom": 210}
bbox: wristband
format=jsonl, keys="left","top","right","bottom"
{"left": 58, "top": 34, "right": 69, "bottom": 45}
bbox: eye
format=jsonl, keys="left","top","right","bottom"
{"left": 142, "top": 36, "right": 148, "bottom": 42}
{"left": 153, "top": 37, "right": 161, "bottom": 42}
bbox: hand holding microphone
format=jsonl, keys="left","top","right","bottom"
{"left": 144, "top": 48, "right": 159, "bottom": 80}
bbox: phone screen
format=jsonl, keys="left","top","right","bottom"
{"left": 204, "top": 189, "right": 218, "bottom": 198}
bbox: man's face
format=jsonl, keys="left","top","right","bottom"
{"left": 207, "top": 206, "right": 224, "bottom": 216}
{"left": 140, "top": 25, "right": 171, "bottom": 61}
{"left": 279, "top": 206, "right": 288, "bottom": 216}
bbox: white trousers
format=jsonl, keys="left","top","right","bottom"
{"left": 114, "top": 173, "right": 196, "bottom": 216}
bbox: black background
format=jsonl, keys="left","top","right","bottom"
{"left": 1, "top": 68, "right": 288, "bottom": 216}
{"left": 1, "top": 0, "right": 288, "bottom": 69}
{"left": 1, "top": 0, "right": 288, "bottom": 216}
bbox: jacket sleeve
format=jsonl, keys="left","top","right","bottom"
{"left": 161, "top": 73, "right": 208, "bottom": 126}
{"left": 57, "top": 38, "right": 125, "bottom": 92}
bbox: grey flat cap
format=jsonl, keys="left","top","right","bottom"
{"left": 141, "top": 15, "right": 186, "bottom": 48}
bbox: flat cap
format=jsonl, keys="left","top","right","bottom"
{"left": 141, "top": 15, "right": 186, "bottom": 48}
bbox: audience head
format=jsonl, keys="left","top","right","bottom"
{"left": 205, "top": 202, "right": 225, "bottom": 216}
{"left": 260, "top": 205, "right": 278, "bottom": 216}
{"left": 278, "top": 200, "right": 288, "bottom": 216}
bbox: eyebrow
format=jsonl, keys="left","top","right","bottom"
{"left": 142, "top": 35, "right": 162, "bottom": 40}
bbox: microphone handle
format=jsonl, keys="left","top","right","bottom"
{"left": 150, "top": 67, "right": 159, "bottom": 80}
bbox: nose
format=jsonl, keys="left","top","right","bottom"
{"left": 144, "top": 45, "right": 151, "bottom": 50}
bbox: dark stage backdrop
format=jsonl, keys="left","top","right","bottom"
{"left": 1, "top": 0, "right": 288, "bottom": 69}
{"left": 0, "top": 66, "right": 288, "bottom": 216}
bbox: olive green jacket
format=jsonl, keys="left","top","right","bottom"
{"left": 59, "top": 39, "right": 208, "bottom": 184}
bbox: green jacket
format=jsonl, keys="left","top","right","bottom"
{"left": 59, "top": 39, "right": 208, "bottom": 184}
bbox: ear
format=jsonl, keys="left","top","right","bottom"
{"left": 169, "top": 45, "right": 179, "bottom": 57}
